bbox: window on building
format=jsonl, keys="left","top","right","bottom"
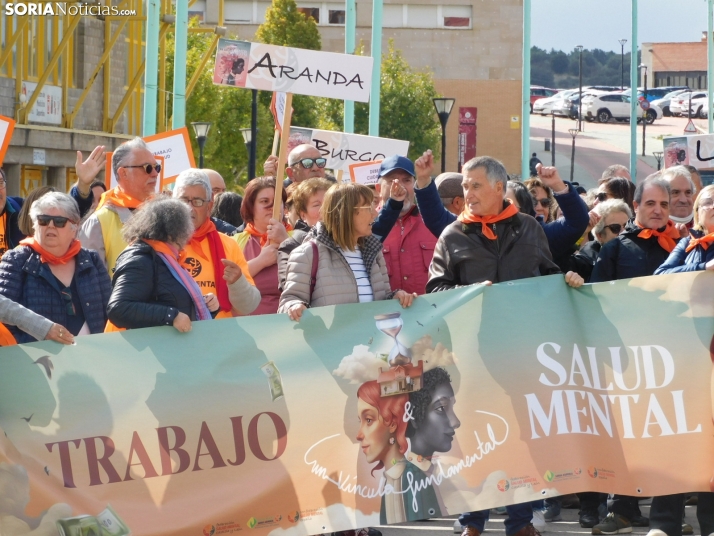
{"left": 257, "top": 2, "right": 270, "bottom": 23}
{"left": 407, "top": 5, "right": 437, "bottom": 28}
{"left": 383, "top": 4, "right": 404, "bottom": 27}
{"left": 297, "top": 6, "right": 320, "bottom": 23}
{"left": 442, "top": 5, "right": 471, "bottom": 28}
{"left": 327, "top": 3, "right": 345, "bottom": 24}
{"left": 225, "top": 1, "right": 253, "bottom": 23}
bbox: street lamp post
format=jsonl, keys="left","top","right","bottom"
{"left": 568, "top": 128, "right": 578, "bottom": 182}
{"left": 640, "top": 64, "right": 648, "bottom": 157}
{"left": 250, "top": 89, "right": 258, "bottom": 180}
{"left": 551, "top": 112, "right": 556, "bottom": 166}
{"left": 653, "top": 151, "right": 663, "bottom": 171}
{"left": 240, "top": 128, "right": 255, "bottom": 180}
{"left": 432, "top": 97, "right": 456, "bottom": 173}
{"left": 618, "top": 39, "right": 628, "bottom": 90}
{"left": 576, "top": 45, "right": 584, "bottom": 132}
{"left": 191, "top": 121, "right": 212, "bottom": 168}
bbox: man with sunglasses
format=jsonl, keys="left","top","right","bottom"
{"left": 80, "top": 137, "right": 161, "bottom": 274}
{"left": 264, "top": 144, "right": 330, "bottom": 188}
{"left": 173, "top": 169, "right": 260, "bottom": 318}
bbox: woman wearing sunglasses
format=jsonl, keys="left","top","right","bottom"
{"left": 655, "top": 185, "right": 714, "bottom": 275}
{"left": 569, "top": 198, "right": 632, "bottom": 282}
{"left": 0, "top": 192, "right": 112, "bottom": 344}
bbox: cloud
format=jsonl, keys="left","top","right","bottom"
{"left": 411, "top": 335, "right": 457, "bottom": 371}
{"left": 333, "top": 345, "right": 387, "bottom": 384}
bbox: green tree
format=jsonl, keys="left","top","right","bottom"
{"left": 550, "top": 51, "right": 569, "bottom": 75}
{"left": 255, "top": 0, "right": 322, "bottom": 129}
{"left": 166, "top": 18, "right": 274, "bottom": 189}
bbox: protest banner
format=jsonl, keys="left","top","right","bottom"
{"left": 0, "top": 115, "right": 15, "bottom": 165}
{"left": 104, "top": 153, "right": 166, "bottom": 192}
{"left": 288, "top": 127, "right": 409, "bottom": 172}
{"left": 1, "top": 272, "right": 713, "bottom": 536}
{"left": 349, "top": 160, "right": 382, "bottom": 185}
{"left": 213, "top": 39, "right": 373, "bottom": 103}
{"left": 143, "top": 127, "right": 196, "bottom": 181}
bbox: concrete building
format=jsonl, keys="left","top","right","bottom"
{"left": 199, "top": 0, "right": 524, "bottom": 173}
{"left": 0, "top": 12, "right": 144, "bottom": 197}
{"left": 642, "top": 32, "right": 708, "bottom": 90}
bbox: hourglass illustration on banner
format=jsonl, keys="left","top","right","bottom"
{"left": 374, "top": 313, "right": 423, "bottom": 397}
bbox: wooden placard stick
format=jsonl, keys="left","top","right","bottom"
{"left": 271, "top": 130, "right": 280, "bottom": 156}
{"left": 272, "top": 92, "right": 293, "bottom": 222}
{"left": 335, "top": 169, "right": 344, "bottom": 183}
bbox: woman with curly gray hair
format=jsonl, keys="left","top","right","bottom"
{"left": 107, "top": 197, "right": 218, "bottom": 332}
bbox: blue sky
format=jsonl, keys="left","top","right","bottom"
{"left": 532, "top": 0, "right": 708, "bottom": 53}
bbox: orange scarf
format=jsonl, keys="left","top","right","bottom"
{"left": 244, "top": 222, "right": 293, "bottom": 247}
{"left": 96, "top": 187, "right": 144, "bottom": 211}
{"left": 188, "top": 219, "right": 231, "bottom": 312}
{"left": 637, "top": 220, "right": 680, "bottom": 253}
{"left": 143, "top": 239, "right": 190, "bottom": 269}
{"left": 457, "top": 201, "right": 520, "bottom": 240}
{"left": 0, "top": 323, "right": 17, "bottom": 346}
{"left": 686, "top": 232, "right": 714, "bottom": 253}
{"left": 20, "top": 237, "right": 81, "bottom": 265}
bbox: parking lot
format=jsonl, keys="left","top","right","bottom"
{"left": 528, "top": 113, "right": 709, "bottom": 189}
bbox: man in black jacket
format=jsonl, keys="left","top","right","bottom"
{"left": 427, "top": 156, "right": 583, "bottom": 536}
{"left": 590, "top": 176, "right": 683, "bottom": 284}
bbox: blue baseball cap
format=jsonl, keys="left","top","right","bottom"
{"left": 379, "top": 155, "right": 415, "bottom": 178}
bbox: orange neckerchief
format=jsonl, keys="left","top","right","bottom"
{"left": 96, "top": 187, "right": 144, "bottom": 211}
{"left": 637, "top": 220, "right": 680, "bottom": 253}
{"left": 457, "top": 201, "right": 520, "bottom": 240}
{"left": 0, "top": 323, "right": 17, "bottom": 346}
{"left": 244, "top": 222, "right": 294, "bottom": 247}
{"left": 20, "top": 237, "right": 81, "bottom": 265}
{"left": 142, "top": 239, "right": 190, "bottom": 269}
{"left": 686, "top": 232, "right": 714, "bottom": 253}
{"left": 188, "top": 219, "right": 231, "bottom": 312}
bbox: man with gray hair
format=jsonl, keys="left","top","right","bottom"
{"left": 661, "top": 165, "right": 696, "bottom": 228}
{"left": 429, "top": 155, "right": 583, "bottom": 536}
{"left": 591, "top": 175, "right": 684, "bottom": 284}
{"left": 79, "top": 137, "right": 160, "bottom": 274}
{"left": 263, "top": 144, "right": 329, "bottom": 187}
{"left": 599, "top": 164, "right": 631, "bottom": 184}
{"left": 434, "top": 172, "right": 465, "bottom": 215}
{"left": 173, "top": 169, "right": 260, "bottom": 317}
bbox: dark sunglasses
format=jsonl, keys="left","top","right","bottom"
{"left": 123, "top": 163, "right": 162, "bottom": 174}
{"left": 293, "top": 158, "right": 327, "bottom": 169}
{"left": 603, "top": 223, "right": 623, "bottom": 234}
{"left": 532, "top": 197, "right": 552, "bottom": 208}
{"left": 37, "top": 215, "right": 75, "bottom": 228}
{"left": 596, "top": 192, "right": 609, "bottom": 202}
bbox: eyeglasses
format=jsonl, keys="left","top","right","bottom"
{"left": 0, "top": 179, "right": 6, "bottom": 189}
{"left": 178, "top": 197, "right": 209, "bottom": 207}
{"left": 603, "top": 223, "right": 623, "bottom": 234}
{"left": 596, "top": 192, "right": 609, "bottom": 202}
{"left": 122, "top": 163, "right": 162, "bottom": 175}
{"left": 37, "top": 215, "right": 75, "bottom": 228}
{"left": 60, "top": 287, "right": 76, "bottom": 317}
{"left": 532, "top": 197, "right": 553, "bottom": 208}
{"left": 292, "top": 158, "right": 327, "bottom": 169}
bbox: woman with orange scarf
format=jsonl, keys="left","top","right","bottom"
{"left": 107, "top": 197, "right": 218, "bottom": 332}
{"left": 233, "top": 177, "right": 291, "bottom": 315}
{"left": 0, "top": 192, "right": 112, "bottom": 344}
{"left": 656, "top": 185, "right": 714, "bottom": 274}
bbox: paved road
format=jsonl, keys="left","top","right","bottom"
{"left": 378, "top": 499, "right": 705, "bottom": 536}
{"left": 528, "top": 114, "right": 709, "bottom": 189}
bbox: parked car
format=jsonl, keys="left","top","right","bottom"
{"left": 699, "top": 99, "right": 710, "bottom": 119}
{"left": 554, "top": 90, "right": 606, "bottom": 119}
{"left": 533, "top": 89, "right": 576, "bottom": 115}
{"left": 651, "top": 89, "right": 690, "bottom": 116}
{"left": 687, "top": 95, "right": 710, "bottom": 118}
{"left": 581, "top": 92, "right": 661, "bottom": 124}
{"left": 670, "top": 91, "right": 707, "bottom": 116}
{"left": 530, "top": 86, "right": 558, "bottom": 112}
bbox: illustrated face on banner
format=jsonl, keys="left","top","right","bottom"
{"left": 355, "top": 383, "right": 405, "bottom": 466}
{"left": 213, "top": 41, "right": 250, "bottom": 88}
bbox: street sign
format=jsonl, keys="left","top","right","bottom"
{"left": 640, "top": 100, "right": 650, "bottom": 110}
{"left": 684, "top": 120, "right": 698, "bottom": 134}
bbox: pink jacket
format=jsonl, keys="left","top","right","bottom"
{"left": 381, "top": 206, "right": 437, "bottom": 295}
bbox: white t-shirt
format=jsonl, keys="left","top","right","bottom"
{"left": 339, "top": 247, "right": 374, "bottom": 303}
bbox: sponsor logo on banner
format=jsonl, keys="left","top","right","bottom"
{"left": 247, "top": 516, "right": 280, "bottom": 529}
{"left": 203, "top": 525, "right": 216, "bottom": 536}
{"left": 542, "top": 469, "right": 581, "bottom": 483}
{"left": 497, "top": 479, "right": 510, "bottom": 492}
{"left": 588, "top": 467, "right": 598, "bottom": 478}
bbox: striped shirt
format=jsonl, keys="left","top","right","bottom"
{"left": 339, "top": 247, "right": 374, "bottom": 303}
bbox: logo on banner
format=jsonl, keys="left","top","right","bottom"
{"left": 497, "top": 479, "right": 510, "bottom": 492}
{"left": 588, "top": 467, "right": 598, "bottom": 478}
{"left": 203, "top": 525, "right": 216, "bottom": 536}
{"left": 543, "top": 470, "right": 555, "bottom": 482}
{"left": 185, "top": 257, "right": 202, "bottom": 277}
{"left": 288, "top": 512, "right": 300, "bottom": 523}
